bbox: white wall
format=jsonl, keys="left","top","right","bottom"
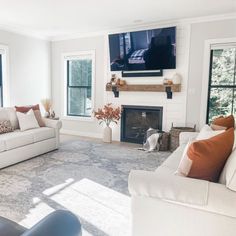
{"left": 186, "top": 19, "right": 236, "bottom": 129}
{"left": 105, "top": 24, "right": 191, "bottom": 140}
{"left": 51, "top": 36, "right": 105, "bottom": 137}
{"left": 51, "top": 24, "right": 191, "bottom": 140}
{"left": 0, "top": 29, "right": 51, "bottom": 106}
{"left": 51, "top": 18, "right": 236, "bottom": 140}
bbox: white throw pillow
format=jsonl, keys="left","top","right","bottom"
{"left": 233, "top": 129, "right": 236, "bottom": 150}
{"left": 222, "top": 148, "right": 236, "bottom": 191}
{"left": 196, "top": 124, "right": 225, "bottom": 141}
{"left": 16, "top": 109, "right": 39, "bottom": 131}
{"left": 176, "top": 141, "right": 193, "bottom": 176}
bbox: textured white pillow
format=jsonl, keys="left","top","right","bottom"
{"left": 16, "top": 109, "right": 39, "bottom": 131}
{"left": 196, "top": 124, "right": 225, "bottom": 140}
{"left": 222, "top": 148, "right": 236, "bottom": 191}
{"left": 176, "top": 141, "right": 193, "bottom": 177}
{"left": 233, "top": 129, "right": 236, "bottom": 150}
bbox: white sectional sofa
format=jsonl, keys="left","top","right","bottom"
{"left": 0, "top": 107, "right": 62, "bottom": 169}
{"left": 128, "top": 132, "right": 236, "bottom": 236}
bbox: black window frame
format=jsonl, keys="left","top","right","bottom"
{"left": 66, "top": 59, "right": 92, "bottom": 117}
{"left": 206, "top": 47, "right": 236, "bottom": 123}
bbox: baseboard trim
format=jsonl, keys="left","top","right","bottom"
{"left": 60, "top": 129, "right": 102, "bottom": 139}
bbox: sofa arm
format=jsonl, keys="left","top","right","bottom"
{"left": 128, "top": 167, "right": 209, "bottom": 206}
{"left": 43, "top": 118, "right": 62, "bottom": 130}
{"left": 21, "top": 210, "right": 81, "bottom": 236}
{"left": 179, "top": 132, "right": 199, "bottom": 146}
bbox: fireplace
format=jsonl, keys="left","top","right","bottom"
{"left": 121, "top": 105, "right": 163, "bottom": 144}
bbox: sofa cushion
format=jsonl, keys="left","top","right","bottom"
{"left": 0, "top": 139, "right": 5, "bottom": 153}
{"left": 0, "top": 107, "right": 19, "bottom": 129}
{"left": 0, "top": 108, "right": 10, "bottom": 121}
{"left": 34, "top": 110, "right": 46, "bottom": 127}
{"left": 1, "top": 130, "right": 34, "bottom": 151}
{"left": 219, "top": 132, "right": 236, "bottom": 184}
{"left": 15, "top": 104, "right": 40, "bottom": 113}
{"left": 177, "top": 128, "right": 234, "bottom": 182}
{"left": 212, "top": 115, "right": 235, "bottom": 130}
{"left": 161, "top": 145, "right": 185, "bottom": 171}
{"left": 196, "top": 124, "right": 224, "bottom": 141}
{"left": 219, "top": 148, "right": 236, "bottom": 191}
{"left": 0, "top": 127, "right": 55, "bottom": 152}
{"left": 16, "top": 109, "right": 39, "bottom": 131}
{"left": 24, "top": 127, "right": 55, "bottom": 142}
{"left": 0, "top": 120, "right": 13, "bottom": 134}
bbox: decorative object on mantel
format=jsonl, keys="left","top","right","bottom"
{"left": 41, "top": 98, "right": 52, "bottom": 118}
{"left": 170, "top": 123, "right": 196, "bottom": 152}
{"left": 163, "top": 78, "right": 173, "bottom": 85}
{"left": 106, "top": 83, "right": 181, "bottom": 99}
{"left": 172, "top": 73, "right": 182, "bottom": 84}
{"left": 94, "top": 103, "right": 121, "bottom": 143}
{"left": 107, "top": 75, "right": 127, "bottom": 98}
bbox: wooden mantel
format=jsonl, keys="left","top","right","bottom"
{"left": 106, "top": 83, "right": 181, "bottom": 92}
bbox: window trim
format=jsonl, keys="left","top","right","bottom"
{"left": 62, "top": 50, "right": 96, "bottom": 121}
{"left": 199, "top": 38, "right": 236, "bottom": 128}
{"left": 206, "top": 47, "right": 236, "bottom": 123}
{"left": 0, "top": 45, "right": 10, "bottom": 107}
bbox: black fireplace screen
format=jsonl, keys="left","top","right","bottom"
{"left": 121, "top": 105, "right": 163, "bottom": 143}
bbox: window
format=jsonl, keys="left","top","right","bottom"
{"left": 207, "top": 45, "right": 236, "bottom": 123}
{"left": 0, "top": 54, "right": 2, "bottom": 106}
{"left": 64, "top": 51, "right": 95, "bottom": 118}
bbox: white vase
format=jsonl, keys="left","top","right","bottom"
{"left": 172, "top": 73, "right": 182, "bottom": 84}
{"left": 103, "top": 126, "right": 112, "bottom": 143}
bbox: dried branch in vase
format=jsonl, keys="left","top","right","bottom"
{"left": 94, "top": 103, "right": 121, "bottom": 127}
{"left": 41, "top": 99, "right": 52, "bottom": 113}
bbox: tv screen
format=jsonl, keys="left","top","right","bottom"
{"left": 108, "top": 27, "right": 176, "bottom": 71}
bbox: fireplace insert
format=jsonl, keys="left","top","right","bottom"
{"left": 121, "top": 105, "right": 163, "bottom": 143}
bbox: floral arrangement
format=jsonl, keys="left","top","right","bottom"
{"left": 94, "top": 103, "right": 121, "bottom": 126}
{"left": 41, "top": 98, "right": 52, "bottom": 117}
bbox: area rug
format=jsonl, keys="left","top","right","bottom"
{"left": 0, "top": 138, "right": 170, "bottom": 236}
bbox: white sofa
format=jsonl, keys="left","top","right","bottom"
{"left": 128, "top": 132, "right": 236, "bottom": 236}
{"left": 0, "top": 107, "right": 62, "bottom": 169}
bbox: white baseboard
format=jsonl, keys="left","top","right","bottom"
{"left": 60, "top": 128, "right": 102, "bottom": 139}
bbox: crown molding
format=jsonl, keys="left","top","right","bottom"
{"left": 50, "top": 12, "right": 236, "bottom": 42}
{"left": 0, "top": 23, "right": 50, "bottom": 41}
{"left": 0, "top": 12, "right": 235, "bottom": 42}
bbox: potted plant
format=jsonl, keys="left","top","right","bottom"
{"left": 94, "top": 103, "right": 121, "bottom": 143}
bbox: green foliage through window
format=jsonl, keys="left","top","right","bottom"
{"left": 67, "top": 58, "right": 92, "bottom": 117}
{"left": 207, "top": 47, "right": 236, "bottom": 123}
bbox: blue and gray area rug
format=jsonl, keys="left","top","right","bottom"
{"left": 0, "top": 137, "right": 170, "bottom": 236}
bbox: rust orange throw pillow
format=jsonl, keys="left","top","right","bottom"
{"left": 15, "top": 104, "right": 40, "bottom": 113}
{"left": 212, "top": 115, "right": 235, "bottom": 130}
{"left": 177, "top": 128, "right": 234, "bottom": 182}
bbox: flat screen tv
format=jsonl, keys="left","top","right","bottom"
{"left": 108, "top": 26, "right": 176, "bottom": 71}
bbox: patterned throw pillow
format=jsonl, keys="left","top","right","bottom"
{"left": 0, "top": 120, "right": 14, "bottom": 134}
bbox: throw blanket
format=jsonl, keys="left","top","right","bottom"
{"left": 139, "top": 128, "right": 161, "bottom": 152}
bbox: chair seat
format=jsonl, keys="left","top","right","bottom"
{"left": 0, "top": 216, "right": 26, "bottom": 236}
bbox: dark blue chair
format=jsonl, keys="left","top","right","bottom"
{"left": 0, "top": 210, "right": 81, "bottom": 236}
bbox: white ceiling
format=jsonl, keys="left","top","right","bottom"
{"left": 0, "top": 0, "right": 235, "bottom": 40}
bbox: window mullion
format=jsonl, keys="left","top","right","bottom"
{"left": 206, "top": 50, "right": 214, "bottom": 123}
